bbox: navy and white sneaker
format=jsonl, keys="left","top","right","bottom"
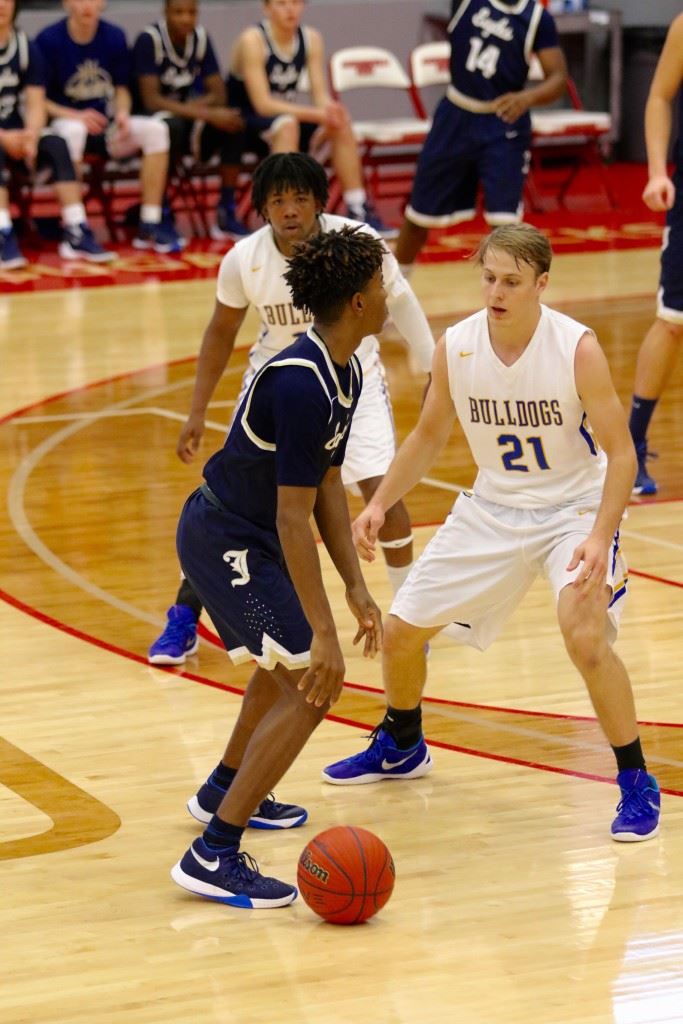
{"left": 611, "top": 769, "right": 660, "bottom": 842}
{"left": 633, "top": 443, "right": 657, "bottom": 496}
{"left": 148, "top": 605, "right": 198, "bottom": 665}
{"left": 322, "top": 726, "right": 433, "bottom": 785}
{"left": 0, "top": 226, "right": 28, "bottom": 269}
{"left": 187, "top": 775, "right": 308, "bottom": 830}
{"left": 347, "top": 202, "right": 399, "bottom": 240}
{"left": 209, "top": 204, "right": 251, "bottom": 241}
{"left": 133, "top": 220, "right": 184, "bottom": 254}
{"left": 171, "top": 837, "right": 297, "bottom": 908}
{"left": 59, "top": 223, "right": 115, "bottom": 263}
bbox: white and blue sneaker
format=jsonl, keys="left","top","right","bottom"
{"left": 59, "top": 223, "right": 115, "bottom": 263}
{"left": 347, "top": 202, "right": 399, "bottom": 240}
{"left": 187, "top": 775, "right": 308, "bottom": 830}
{"left": 0, "top": 226, "right": 28, "bottom": 269}
{"left": 322, "top": 726, "right": 433, "bottom": 785}
{"left": 171, "top": 837, "right": 297, "bottom": 908}
{"left": 633, "top": 443, "right": 658, "bottom": 496}
{"left": 148, "top": 605, "right": 198, "bottom": 665}
{"left": 209, "top": 203, "right": 251, "bottom": 241}
{"left": 133, "top": 220, "right": 184, "bottom": 254}
{"left": 611, "top": 769, "right": 660, "bottom": 842}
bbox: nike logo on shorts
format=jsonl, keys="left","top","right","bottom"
{"left": 251, "top": 265, "right": 262, "bottom": 272}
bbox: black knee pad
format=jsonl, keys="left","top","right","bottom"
{"left": 37, "top": 133, "right": 78, "bottom": 182}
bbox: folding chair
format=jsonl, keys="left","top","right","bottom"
{"left": 526, "top": 56, "right": 615, "bottom": 210}
{"left": 409, "top": 40, "right": 450, "bottom": 120}
{"left": 328, "top": 46, "right": 431, "bottom": 208}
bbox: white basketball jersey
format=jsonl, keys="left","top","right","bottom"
{"left": 216, "top": 213, "right": 407, "bottom": 376}
{"left": 446, "top": 305, "right": 607, "bottom": 507}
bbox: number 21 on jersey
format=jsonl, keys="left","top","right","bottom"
{"left": 498, "top": 434, "right": 550, "bottom": 472}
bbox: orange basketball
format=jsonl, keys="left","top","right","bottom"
{"left": 297, "top": 825, "right": 395, "bottom": 925}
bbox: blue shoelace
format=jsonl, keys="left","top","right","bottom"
{"left": 616, "top": 783, "right": 657, "bottom": 823}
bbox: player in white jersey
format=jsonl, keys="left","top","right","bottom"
{"left": 323, "top": 223, "right": 661, "bottom": 844}
{"left": 148, "top": 152, "right": 435, "bottom": 665}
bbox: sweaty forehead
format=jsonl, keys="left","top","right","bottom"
{"left": 483, "top": 248, "right": 532, "bottom": 277}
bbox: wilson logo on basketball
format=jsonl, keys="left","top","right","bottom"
{"left": 299, "top": 849, "right": 330, "bottom": 884}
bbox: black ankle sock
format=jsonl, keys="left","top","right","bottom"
{"left": 212, "top": 762, "right": 237, "bottom": 788}
{"left": 382, "top": 705, "right": 423, "bottom": 750}
{"left": 628, "top": 396, "right": 657, "bottom": 450}
{"left": 176, "top": 578, "right": 203, "bottom": 620}
{"left": 203, "top": 816, "right": 244, "bottom": 850}
{"left": 612, "top": 737, "right": 646, "bottom": 774}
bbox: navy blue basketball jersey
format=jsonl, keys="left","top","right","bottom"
{"left": 229, "top": 20, "right": 308, "bottom": 114}
{"left": 0, "top": 30, "right": 44, "bottom": 130}
{"left": 447, "top": 0, "right": 558, "bottom": 101}
{"left": 203, "top": 329, "right": 362, "bottom": 535}
{"left": 131, "top": 21, "right": 220, "bottom": 104}
{"left": 35, "top": 18, "right": 130, "bottom": 118}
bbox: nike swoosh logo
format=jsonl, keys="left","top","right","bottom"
{"left": 251, "top": 266, "right": 262, "bottom": 272}
{"left": 192, "top": 846, "right": 220, "bottom": 872}
{"left": 459, "top": 351, "right": 474, "bottom": 358}
{"left": 382, "top": 754, "right": 415, "bottom": 770}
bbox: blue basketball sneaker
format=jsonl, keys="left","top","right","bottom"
{"left": 171, "top": 837, "right": 297, "bottom": 908}
{"left": 187, "top": 774, "right": 308, "bottom": 830}
{"left": 59, "top": 223, "right": 115, "bottom": 263}
{"left": 322, "top": 726, "right": 433, "bottom": 785}
{"left": 611, "top": 769, "right": 660, "bottom": 842}
{"left": 347, "top": 202, "right": 399, "bottom": 240}
{"left": 0, "top": 226, "right": 27, "bottom": 269}
{"left": 633, "top": 443, "right": 657, "bottom": 496}
{"left": 148, "top": 605, "right": 199, "bottom": 665}
{"left": 209, "top": 203, "right": 251, "bottom": 241}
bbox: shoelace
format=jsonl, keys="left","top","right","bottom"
{"left": 226, "top": 849, "right": 260, "bottom": 882}
{"left": 343, "top": 725, "right": 384, "bottom": 765}
{"left": 616, "top": 783, "right": 657, "bottom": 823}
{"left": 161, "top": 619, "right": 194, "bottom": 644}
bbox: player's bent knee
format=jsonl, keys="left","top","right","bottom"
{"left": 658, "top": 317, "right": 683, "bottom": 342}
{"left": 384, "top": 614, "right": 423, "bottom": 655}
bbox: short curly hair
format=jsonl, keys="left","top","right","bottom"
{"left": 251, "top": 153, "right": 329, "bottom": 216}
{"left": 283, "top": 225, "right": 385, "bottom": 322}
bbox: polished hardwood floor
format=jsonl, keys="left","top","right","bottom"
{"left": 1, "top": 247, "right": 682, "bottom": 1024}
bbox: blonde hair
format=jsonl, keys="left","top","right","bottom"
{"left": 475, "top": 224, "right": 552, "bottom": 277}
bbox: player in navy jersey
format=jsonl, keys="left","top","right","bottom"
{"left": 170, "top": 226, "right": 384, "bottom": 909}
{"left": 36, "top": 0, "right": 183, "bottom": 253}
{"left": 132, "top": 0, "right": 248, "bottom": 240}
{"left": 227, "top": 0, "right": 395, "bottom": 237}
{"left": 0, "top": 0, "right": 113, "bottom": 266}
{"left": 628, "top": 13, "right": 683, "bottom": 495}
{"left": 393, "top": 0, "right": 567, "bottom": 275}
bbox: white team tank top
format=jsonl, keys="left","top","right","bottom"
{"left": 215, "top": 213, "right": 398, "bottom": 376}
{"left": 446, "top": 304, "right": 607, "bottom": 507}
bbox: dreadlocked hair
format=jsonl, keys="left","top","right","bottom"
{"left": 283, "top": 225, "right": 385, "bottom": 322}
{"left": 251, "top": 152, "right": 329, "bottom": 215}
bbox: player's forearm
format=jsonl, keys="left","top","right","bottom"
{"left": 314, "top": 478, "right": 366, "bottom": 589}
{"left": 251, "top": 93, "right": 323, "bottom": 124}
{"left": 188, "top": 327, "right": 236, "bottom": 416}
{"left": 387, "top": 288, "right": 434, "bottom": 373}
{"left": 592, "top": 447, "right": 637, "bottom": 546}
{"left": 46, "top": 100, "right": 78, "bottom": 120}
{"left": 114, "top": 87, "right": 131, "bottom": 116}
{"left": 644, "top": 95, "right": 672, "bottom": 178}
{"left": 522, "top": 68, "right": 566, "bottom": 109}
{"left": 277, "top": 512, "right": 338, "bottom": 635}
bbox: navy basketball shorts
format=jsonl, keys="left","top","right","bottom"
{"left": 406, "top": 97, "right": 530, "bottom": 228}
{"left": 657, "top": 165, "right": 683, "bottom": 323}
{"left": 176, "top": 488, "right": 312, "bottom": 671}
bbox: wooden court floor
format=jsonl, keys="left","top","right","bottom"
{"left": 1, "top": 249, "right": 682, "bottom": 1024}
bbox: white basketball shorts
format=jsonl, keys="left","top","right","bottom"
{"left": 391, "top": 491, "right": 628, "bottom": 650}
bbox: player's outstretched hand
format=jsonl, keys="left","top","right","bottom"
{"left": 297, "top": 633, "right": 346, "bottom": 708}
{"left": 352, "top": 503, "right": 385, "bottom": 563}
{"left": 566, "top": 535, "right": 608, "bottom": 595}
{"left": 642, "top": 174, "right": 675, "bottom": 212}
{"left": 176, "top": 413, "right": 205, "bottom": 463}
{"left": 346, "top": 584, "right": 383, "bottom": 659}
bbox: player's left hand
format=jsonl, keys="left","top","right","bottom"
{"left": 346, "top": 585, "right": 383, "bottom": 658}
{"left": 566, "top": 535, "right": 608, "bottom": 595}
{"left": 493, "top": 91, "right": 529, "bottom": 124}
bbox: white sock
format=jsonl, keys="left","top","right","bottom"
{"left": 0, "top": 209, "right": 12, "bottom": 231}
{"left": 385, "top": 562, "right": 413, "bottom": 597}
{"left": 141, "top": 204, "right": 162, "bottom": 224}
{"left": 62, "top": 203, "right": 86, "bottom": 228}
{"left": 398, "top": 262, "right": 414, "bottom": 280}
{"left": 344, "top": 188, "right": 366, "bottom": 213}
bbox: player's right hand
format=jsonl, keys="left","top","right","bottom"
{"left": 208, "top": 108, "right": 244, "bottom": 132}
{"left": 176, "top": 414, "right": 205, "bottom": 463}
{"left": 352, "top": 504, "right": 385, "bottom": 562}
{"left": 0, "top": 129, "right": 30, "bottom": 161}
{"left": 642, "top": 174, "right": 675, "bottom": 212}
{"left": 297, "top": 633, "right": 346, "bottom": 707}
{"left": 77, "top": 108, "right": 109, "bottom": 135}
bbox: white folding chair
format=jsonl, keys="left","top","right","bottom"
{"left": 409, "top": 41, "right": 450, "bottom": 120}
{"left": 328, "top": 46, "right": 431, "bottom": 207}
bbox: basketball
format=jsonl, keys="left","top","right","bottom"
{"left": 297, "top": 825, "right": 395, "bottom": 924}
